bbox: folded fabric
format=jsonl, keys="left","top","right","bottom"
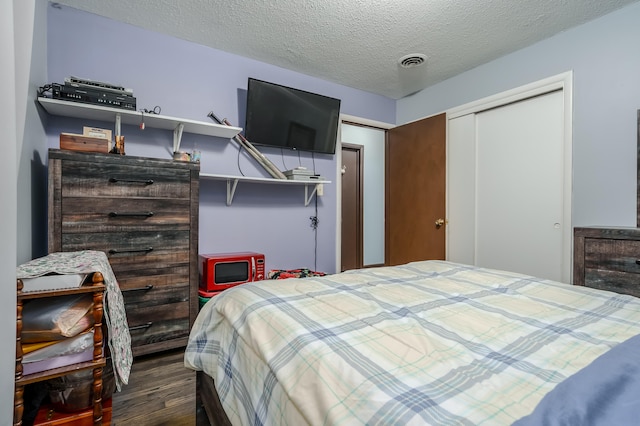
{"left": 22, "top": 340, "right": 59, "bottom": 355}
{"left": 22, "top": 347, "right": 94, "bottom": 376}
{"left": 22, "top": 293, "right": 94, "bottom": 343}
{"left": 23, "top": 330, "right": 94, "bottom": 363}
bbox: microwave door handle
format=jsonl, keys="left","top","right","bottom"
{"left": 251, "top": 258, "right": 256, "bottom": 281}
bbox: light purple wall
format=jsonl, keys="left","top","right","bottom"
{"left": 45, "top": 5, "right": 394, "bottom": 274}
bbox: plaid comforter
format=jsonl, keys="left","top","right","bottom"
{"left": 184, "top": 260, "right": 640, "bottom": 425}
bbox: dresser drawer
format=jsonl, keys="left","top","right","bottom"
{"left": 61, "top": 161, "right": 191, "bottom": 199}
{"left": 61, "top": 197, "right": 191, "bottom": 232}
{"left": 584, "top": 239, "right": 640, "bottom": 273}
{"left": 583, "top": 269, "right": 640, "bottom": 297}
{"left": 108, "top": 252, "right": 190, "bottom": 278}
{"left": 583, "top": 238, "right": 640, "bottom": 297}
{"left": 121, "top": 281, "right": 190, "bottom": 307}
{"left": 60, "top": 230, "right": 190, "bottom": 256}
{"left": 126, "top": 300, "right": 191, "bottom": 355}
{"left": 115, "top": 262, "right": 189, "bottom": 301}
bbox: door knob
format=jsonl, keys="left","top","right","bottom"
{"left": 435, "top": 218, "right": 445, "bottom": 228}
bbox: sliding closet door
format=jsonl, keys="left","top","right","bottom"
{"left": 475, "top": 90, "right": 564, "bottom": 280}
{"left": 448, "top": 79, "right": 570, "bottom": 283}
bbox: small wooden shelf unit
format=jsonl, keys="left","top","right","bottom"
{"left": 14, "top": 272, "right": 107, "bottom": 426}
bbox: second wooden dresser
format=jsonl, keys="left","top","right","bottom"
{"left": 573, "top": 226, "right": 640, "bottom": 298}
{"left": 48, "top": 149, "right": 200, "bottom": 356}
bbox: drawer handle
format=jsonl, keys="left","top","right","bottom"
{"left": 109, "top": 177, "right": 154, "bottom": 185}
{"left": 108, "top": 247, "right": 154, "bottom": 255}
{"left": 108, "top": 211, "right": 155, "bottom": 218}
{"left": 129, "top": 322, "right": 153, "bottom": 331}
{"left": 121, "top": 285, "right": 154, "bottom": 293}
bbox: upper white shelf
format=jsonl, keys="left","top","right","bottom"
{"left": 37, "top": 97, "right": 242, "bottom": 151}
{"left": 200, "top": 173, "right": 331, "bottom": 206}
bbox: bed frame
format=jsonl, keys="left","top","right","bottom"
{"left": 197, "top": 372, "right": 231, "bottom": 426}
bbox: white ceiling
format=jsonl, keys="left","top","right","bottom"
{"left": 53, "top": 0, "right": 638, "bottom": 99}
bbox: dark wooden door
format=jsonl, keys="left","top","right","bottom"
{"left": 386, "top": 113, "right": 446, "bottom": 265}
{"left": 341, "top": 144, "right": 363, "bottom": 271}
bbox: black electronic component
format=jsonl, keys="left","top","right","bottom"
{"left": 50, "top": 83, "right": 136, "bottom": 111}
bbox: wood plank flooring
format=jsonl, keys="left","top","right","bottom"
{"left": 112, "top": 348, "right": 209, "bottom": 425}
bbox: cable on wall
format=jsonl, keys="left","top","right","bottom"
{"left": 281, "top": 148, "right": 290, "bottom": 171}
{"left": 311, "top": 152, "right": 317, "bottom": 174}
{"left": 310, "top": 194, "right": 319, "bottom": 271}
{"left": 282, "top": 149, "right": 320, "bottom": 270}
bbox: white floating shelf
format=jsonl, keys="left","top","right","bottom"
{"left": 200, "top": 173, "right": 331, "bottom": 206}
{"left": 37, "top": 97, "right": 242, "bottom": 152}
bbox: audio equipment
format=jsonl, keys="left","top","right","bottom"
{"left": 51, "top": 83, "right": 136, "bottom": 111}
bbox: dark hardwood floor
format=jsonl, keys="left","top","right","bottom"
{"left": 112, "top": 348, "right": 209, "bottom": 426}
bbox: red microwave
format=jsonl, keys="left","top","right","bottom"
{"left": 199, "top": 252, "right": 265, "bottom": 294}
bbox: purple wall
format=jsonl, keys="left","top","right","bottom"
{"left": 45, "top": 5, "right": 395, "bottom": 273}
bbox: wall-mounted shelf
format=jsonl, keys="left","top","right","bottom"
{"left": 200, "top": 173, "right": 331, "bottom": 206}
{"left": 37, "top": 97, "right": 242, "bottom": 152}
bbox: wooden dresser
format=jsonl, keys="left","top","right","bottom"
{"left": 573, "top": 226, "right": 640, "bottom": 298}
{"left": 48, "top": 149, "right": 199, "bottom": 356}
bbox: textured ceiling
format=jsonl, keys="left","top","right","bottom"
{"left": 52, "top": 0, "right": 638, "bottom": 99}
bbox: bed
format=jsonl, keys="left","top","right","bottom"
{"left": 184, "top": 260, "right": 640, "bottom": 425}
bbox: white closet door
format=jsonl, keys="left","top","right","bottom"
{"left": 475, "top": 90, "right": 564, "bottom": 281}
{"left": 447, "top": 114, "right": 476, "bottom": 266}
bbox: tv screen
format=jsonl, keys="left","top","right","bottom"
{"left": 244, "top": 78, "right": 341, "bottom": 155}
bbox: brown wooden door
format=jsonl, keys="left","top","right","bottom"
{"left": 341, "top": 144, "right": 363, "bottom": 271}
{"left": 386, "top": 113, "right": 446, "bottom": 265}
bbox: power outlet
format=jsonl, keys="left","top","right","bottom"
{"left": 317, "top": 183, "right": 324, "bottom": 197}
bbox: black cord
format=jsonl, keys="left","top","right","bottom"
{"left": 309, "top": 213, "right": 319, "bottom": 230}
{"left": 310, "top": 195, "right": 319, "bottom": 271}
{"left": 140, "top": 106, "right": 161, "bottom": 114}
{"left": 38, "top": 83, "right": 57, "bottom": 97}
{"left": 281, "top": 148, "right": 290, "bottom": 171}
{"left": 312, "top": 152, "right": 316, "bottom": 174}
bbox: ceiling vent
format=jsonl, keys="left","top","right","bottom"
{"left": 398, "top": 53, "right": 427, "bottom": 68}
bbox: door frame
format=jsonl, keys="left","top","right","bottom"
{"left": 446, "top": 71, "right": 573, "bottom": 282}
{"left": 341, "top": 142, "right": 364, "bottom": 271}
{"left": 336, "top": 115, "right": 395, "bottom": 272}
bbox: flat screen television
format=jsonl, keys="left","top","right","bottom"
{"left": 244, "top": 78, "right": 341, "bottom": 155}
